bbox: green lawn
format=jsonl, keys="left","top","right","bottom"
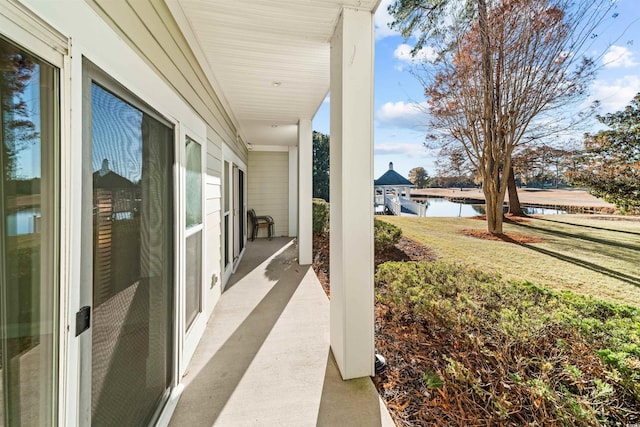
{"left": 378, "top": 215, "right": 640, "bottom": 307}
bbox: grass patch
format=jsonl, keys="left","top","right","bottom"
{"left": 377, "top": 215, "right": 640, "bottom": 307}
{"left": 375, "top": 261, "right": 640, "bottom": 426}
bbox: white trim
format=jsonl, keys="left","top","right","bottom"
{"left": 181, "top": 130, "right": 208, "bottom": 373}
{"left": 66, "top": 38, "right": 85, "bottom": 427}
{"left": 0, "top": 3, "right": 70, "bottom": 425}
{"left": 288, "top": 146, "right": 298, "bottom": 237}
{"left": 297, "top": 119, "right": 313, "bottom": 265}
{"left": 249, "top": 144, "right": 290, "bottom": 152}
{"left": 329, "top": 7, "right": 375, "bottom": 380}
{"left": 221, "top": 144, "right": 247, "bottom": 286}
{"left": 58, "top": 46, "right": 73, "bottom": 425}
{"left": 185, "top": 224, "right": 204, "bottom": 238}
{"left": 222, "top": 145, "right": 248, "bottom": 177}
{"left": 154, "top": 384, "right": 184, "bottom": 427}
{"left": 0, "top": 0, "right": 66, "bottom": 66}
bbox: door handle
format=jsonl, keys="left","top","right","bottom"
{"left": 76, "top": 306, "right": 91, "bottom": 336}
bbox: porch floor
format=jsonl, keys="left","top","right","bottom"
{"left": 168, "top": 237, "right": 395, "bottom": 427}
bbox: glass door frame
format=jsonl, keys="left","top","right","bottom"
{"left": 221, "top": 144, "right": 246, "bottom": 287}
{"left": 79, "top": 58, "right": 177, "bottom": 427}
{"left": 0, "top": 3, "right": 67, "bottom": 426}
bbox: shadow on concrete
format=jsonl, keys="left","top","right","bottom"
{"left": 224, "top": 237, "right": 294, "bottom": 291}
{"left": 316, "top": 351, "right": 391, "bottom": 427}
{"left": 169, "top": 243, "right": 309, "bottom": 426}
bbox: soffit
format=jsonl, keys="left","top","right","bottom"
{"left": 170, "top": 0, "right": 379, "bottom": 146}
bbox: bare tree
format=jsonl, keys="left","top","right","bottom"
{"left": 390, "top": 0, "right": 615, "bottom": 233}
{"left": 1, "top": 44, "right": 38, "bottom": 180}
{"left": 434, "top": 146, "right": 476, "bottom": 187}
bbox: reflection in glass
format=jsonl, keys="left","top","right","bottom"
{"left": 185, "top": 232, "right": 201, "bottom": 330}
{"left": 185, "top": 138, "right": 202, "bottom": 329}
{"left": 0, "top": 36, "right": 58, "bottom": 426}
{"left": 185, "top": 138, "right": 201, "bottom": 229}
{"left": 224, "top": 161, "right": 229, "bottom": 267}
{"left": 90, "top": 83, "right": 173, "bottom": 426}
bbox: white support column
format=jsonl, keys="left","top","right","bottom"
{"left": 298, "top": 119, "right": 313, "bottom": 265}
{"left": 329, "top": 7, "right": 375, "bottom": 380}
{"left": 288, "top": 146, "right": 298, "bottom": 237}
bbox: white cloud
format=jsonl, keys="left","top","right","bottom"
{"left": 377, "top": 101, "right": 429, "bottom": 129}
{"left": 589, "top": 75, "right": 640, "bottom": 113}
{"left": 322, "top": 94, "right": 330, "bottom": 104}
{"left": 375, "top": 0, "right": 400, "bottom": 40}
{"left": 393, "top": 43, "right": 437, "bottom": 64}
{"left": 603, "top": 45, "right": 637, "bottom": 68}
{"left": 374, "top": 141, "right": 436, "bottom": 158}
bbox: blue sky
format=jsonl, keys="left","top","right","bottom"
{"left": 313, "top": 0, "right": 640, "bottom": 180}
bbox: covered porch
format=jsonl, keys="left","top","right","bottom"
{"left": 167, "top": 238, "right": 394, "bottom": 426}
{"left": 167, "top": 0, "right": 381, "bottom": 380}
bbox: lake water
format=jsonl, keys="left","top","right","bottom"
{"left": 418, "top": 198, "right": 566, "bottom": 217}
{"left": 6, "top": 208, "right": 41, "bottom": 236}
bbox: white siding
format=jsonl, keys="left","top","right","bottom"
{"left": 86, "top": 0, "right": 247, "bottom": 160}
{"left": 205, "top": 132, "right": 223, "bottom": 307}
{"left": 248, "top": 152, "right": 289, "bottom": 238}
{"left": 14, "top": 2, "right": 241, "bottom": 421}
{"left": 83, "top": 0, "right": 245, "bottom": 312}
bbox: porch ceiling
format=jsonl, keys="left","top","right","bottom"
{"left": 168, "top": 0, "right": 380, "bottom": 147}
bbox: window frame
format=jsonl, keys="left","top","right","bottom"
{"left": 0, "top": 3, "right": 66, "bottom": 426}
{"left": 183, "top": 135, "right": 204, "bottom": 332}
{"left": 81, "top": 57, "right": 176, "bottom": 427}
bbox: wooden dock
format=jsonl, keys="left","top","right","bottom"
{"left": 410, "top": 188, "right": 617, "bottom": 214}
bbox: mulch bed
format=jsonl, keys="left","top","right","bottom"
{"left": 461, "top": 229, "right": 545, "bottom": 244}
{"left": 312, "top": 233, "right": 435, "bottom": 297}
{"left": 312, "top": 230, "right": 638, "bottom": 426}
{"left": 312, "top": 232, "right": 331, "bottom": 296}
{"left": 312, "top": 232, "right": 440, "bottom": 425}
{"left": 464, "top": 214, "right": 544, "bottom": 244}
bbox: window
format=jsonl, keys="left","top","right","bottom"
{"left": 0, "top": 34, "right": 59, "bottom": 426}
{"left": 185, "top": 137, "right": 202, "bottom": 330}
{"left": 223, "top": 160, "right": 229, "bottom": 267}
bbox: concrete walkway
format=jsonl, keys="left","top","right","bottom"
{"left": 169, "top": 238, "right": 395, "bottom": 427}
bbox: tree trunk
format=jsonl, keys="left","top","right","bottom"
{"left": 507, "top": 165, "right": 525, "bottom": 216}
{"left": 477, "top": 0, "right": 500, "bottom": 234}
{"left": 483, "top": 173, "right": 503, "bottom": 234}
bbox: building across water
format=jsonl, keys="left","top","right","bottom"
{"left": 374, "top": 162, "right": 425, "bottom": 216}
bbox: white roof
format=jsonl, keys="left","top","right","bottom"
{"left": 168, "top": 0, "right": 380, "bottom": 147}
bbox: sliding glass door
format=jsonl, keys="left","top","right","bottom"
{"left": 0, "top": 35, "right": 59, "bottom": 426}
{"left": 222, "top": 154, "right": 246, "bottom": 285}
{"left": 83, "top": 61, "right": 174, "bottom": 426}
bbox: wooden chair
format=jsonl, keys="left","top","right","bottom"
{"left": 248, "top": 209, "right": 274, "bottom": 240}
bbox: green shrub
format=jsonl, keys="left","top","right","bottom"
{"left": 312, "top": 198, "right": 329, "bottom": 233}
{"left": 375, "top": 260, "right": 640, "bottom": 423}
{"left": 374, "top": 218, "right": 402, "bottom": 251}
